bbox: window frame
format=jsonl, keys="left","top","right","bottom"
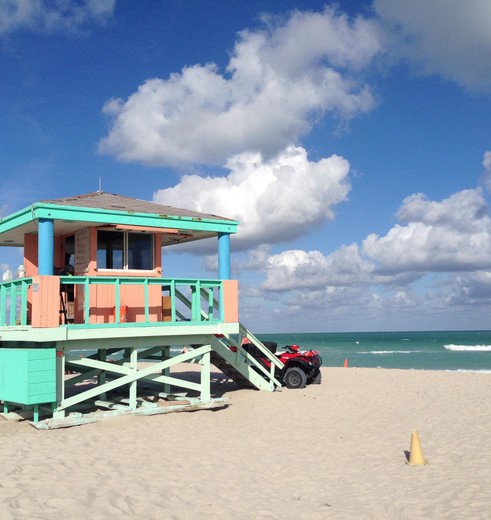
{"left": 97, "top": 230, "right": 154, "bottom": 271}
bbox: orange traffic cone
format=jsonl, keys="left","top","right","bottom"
{"left": 407, "top": 430, "right": 427, "bottom": 465}
{"left": 343, "top": 358, "right": 349, "bottom": 368}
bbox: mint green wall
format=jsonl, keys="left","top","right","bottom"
{"left": 0, "top": 348, "right": 56, "bottom": 405}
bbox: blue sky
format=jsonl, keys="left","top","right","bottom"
{"left": 1, "top": 0, "right": 491, "bottom": 333}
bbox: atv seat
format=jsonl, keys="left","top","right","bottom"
{"left": 243, "top": 341, "right": 277, "bottom": 358}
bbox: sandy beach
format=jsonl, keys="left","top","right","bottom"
{"left": 1, "top": 367, "right": 490, "bottom": 519}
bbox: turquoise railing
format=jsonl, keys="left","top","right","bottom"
{"left": 59, "top": 276, "right": 224, "bottom": 327}
{"left": 0, "top": 278, "right": 32, "bottom": 326}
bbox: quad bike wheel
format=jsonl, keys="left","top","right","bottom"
{"left": 309, "top": 371, "right": 322, "bottom": 385}
{"left": 283, "top": 366, "right": 307, "bottom": 389}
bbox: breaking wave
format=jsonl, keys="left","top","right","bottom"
{"left": 359, "top": 350, "right": 422, "bottom": 355}
{"left": 444, "top": 344, "right": 491, "bottom": 352}
{"left": 445, "top": 369, "right": 491, "bottom": 373}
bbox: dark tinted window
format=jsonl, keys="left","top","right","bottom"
{"left": 97, "top": 231, "right": 153, "bottom": 270}
{"left": 128, "top": 233, "right": 153, "bottom": 270}
{"left": 97, "top": 231, "right": 123, "bottom": 269}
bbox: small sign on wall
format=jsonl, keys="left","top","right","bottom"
{"left": 75, "top": 228, "right": 90, "bottom": 275}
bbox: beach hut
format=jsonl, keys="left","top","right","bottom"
{"left": 0, "top": 192, "right": 282, "bottom": 427}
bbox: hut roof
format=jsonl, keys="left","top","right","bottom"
{"left": 0, "top": 192, "right": 237, "bottom": 247}
{"left": 41, "top": 191, "right": 232, "bottom": 222}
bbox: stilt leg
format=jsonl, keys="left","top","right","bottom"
{"left": 98, "top": 348, "right": 107, "bottom": 400}
{"left": 200, "top": 350, "right": 211, "bottom": 402}
{"left": 129, "top": 347, "right": 138, "bottom": 410}
{"left": 56, "top": 349, "right": 65, "bottom": 405}
{"left": 162, "top": 346, "right": 171, "bottom": 394}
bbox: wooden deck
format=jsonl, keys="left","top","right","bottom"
{"left": 0, "top": 276, "right": 283, "bottom": 426}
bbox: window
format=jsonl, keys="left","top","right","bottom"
{"left": 97, "top": 230, "right": 153, "bottom": 270}
{"left": 127, "top": 233, "right": 153, "bottom": 270}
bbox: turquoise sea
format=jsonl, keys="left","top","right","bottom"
{"left": 257, "top": 330, "right": 491, "bottom": 373}
{"left": 70, "top": 330, "right": 491, "bottom": 373}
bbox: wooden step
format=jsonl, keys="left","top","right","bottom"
{"left": 209, "top": 351, "right": 256, "bottom": 389}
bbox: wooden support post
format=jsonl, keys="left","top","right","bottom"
{"left": 162, "top": 346, "right": 171, "bottom": 394}
{"left": 98, "top": 348, "right": 107, "bottom": 400}
{"left": 128, "top": 347, "right": 138, "bottom": 410}
{"left": 56, "top": 348, "right": 65, "bottom": 405}
{"left": 200, "top": 349, "right": 211, "bottom": 402}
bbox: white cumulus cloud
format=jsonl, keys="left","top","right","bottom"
{"left": 99, "top": 7, "right": 382, "bottom": 167}
{"left": 258, "top": 185, "right": 491, "bottom": 292}
{"left": 154, "top": 146, "right": 351, "bottom": 249}
{"left": 363, "top": 189, "right": 491, "bottom": 272}
{"left": 0, "top": 0, "right": 115, "bottom": 35}
{"left": 262, "top": 245, "right": 374, "bottom": 291}
{"left": 374, "top": 0, "right": 491, "bottom": 91}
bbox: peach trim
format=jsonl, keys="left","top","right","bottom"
{"left": 103, "top": 224, "right": 180, "bottom": 233}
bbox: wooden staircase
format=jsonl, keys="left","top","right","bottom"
{"left": 207, "top": 325, "right": 284, "bottom": 391}
{"left": 182, "top": 290, "right": 284, "bottom": 391}
{"left": 209, "top": 351, "right": 256, "bottom": 389}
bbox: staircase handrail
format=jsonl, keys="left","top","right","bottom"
{"left": 239, "top": 323, "right": 284, "bottom": 369}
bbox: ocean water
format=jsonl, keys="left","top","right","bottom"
{"left": 68, "top": 330, "right": 491, "bottom": 373}
{"left": 257, "top": 330, "right": 491, "bottom": 373}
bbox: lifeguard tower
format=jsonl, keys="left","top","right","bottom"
{"left": 0, "top": 192, "right": 283, "bottom": 427}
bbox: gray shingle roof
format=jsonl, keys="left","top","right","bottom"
{"left": 41, "top": 191, "right": 232, "bottom": 221}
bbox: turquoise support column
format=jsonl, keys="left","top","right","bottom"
{"left": 218, "top": 232, "right": 231, "bottom": 280}
{"left": 38, "top": 218, "right": 54, "bottom": 275}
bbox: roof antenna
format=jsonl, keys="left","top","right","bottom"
{"left": 98, "top": 177, "right": 103, "bottom": 193}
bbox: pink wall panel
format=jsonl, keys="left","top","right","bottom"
{"left": 222, "top": 280, "right": 239, "bottom": 323}
{"left": 86, "top": 284, "right": 162, "bottom": 323}
{"left": 31, "top": 276, "right": 60, "bottom": 328}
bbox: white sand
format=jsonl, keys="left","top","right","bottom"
{"left": 1, "top": 367, "right": 490, "bottom": 519}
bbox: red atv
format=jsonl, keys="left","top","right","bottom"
{"left": 243, "top": 341, "right": 322, "bottom": 389}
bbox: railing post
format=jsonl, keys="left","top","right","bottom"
{"left": 170, "top": 281, "right": 176, "bottom": 321}
{"left": 20, "top": 280, "right": 29, "bottom": 325}
{"left": 208, "top": 287, "right": 214, "bottom": 320}
{"left": 194, "top": 280, "right": 201, "bottom": 322}
{"left": 143, "top": 278, "right": 149, "bottom": 322}
{"left": 115, "top": 278, "right": 121, "bottom": 322}
{"left": 0, "top": 284, "right": 6, "bottom": 326}
{"left": 9, "top": 283, "right": 16, "bottom": 326}
{"left": 84, "top": 277, "right": 90, "bottom": 324}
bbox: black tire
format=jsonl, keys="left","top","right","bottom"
{"left": 309, "top": 371, "right": 322, "bottom": 385}
{"left": 283, "top": 366, "right": 307, "bottom": 389}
